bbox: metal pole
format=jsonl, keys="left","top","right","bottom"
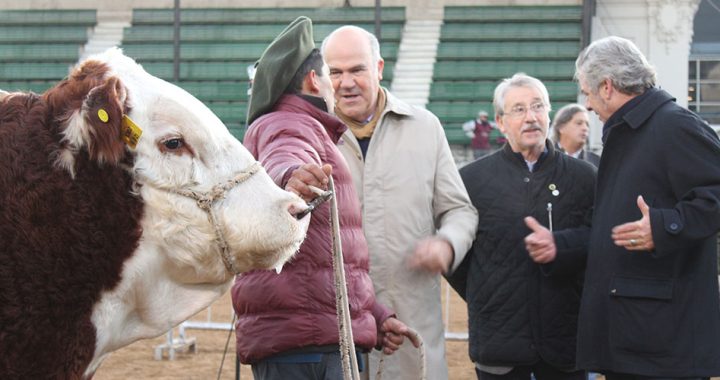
{"left": 236, "top": 355, "right": 241, "bottom": 380}
{"left": 581, "top": 0, "right": 596, "bottom": 48}
{"left": 172, "top": 0, "right": 181, "bottom": 82}
{"left": 374, "top": 0, "right": 382, "bottom": 44}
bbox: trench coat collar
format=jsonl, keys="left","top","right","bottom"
{"left": 602, "top": 88, "right": 675, "bottom": 143}
{"left": 622, "top": 88, "right": 675, "bottom": 129}
{"left": 382, "top": 88, "right": 415, "bottom": 118}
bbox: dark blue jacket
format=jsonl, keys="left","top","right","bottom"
{"left": 451, "top": 141, "right": 596, "bottom": 369}
{"left": 576, "top": 88, "right": 720, "bottom": 376}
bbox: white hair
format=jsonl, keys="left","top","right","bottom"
{"left": 575, "top": 36, "right": 656, "bottom": 95}
{"left": 493, "top": 73, "right": 550, "bottom": 116}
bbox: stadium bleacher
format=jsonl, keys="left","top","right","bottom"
{"left": 429, "top": 5, "right": 583, "bottom": 144}
{"left": 0, "top": 9, "right": 96, "bottom": 93}
{"left": 120, "top": 7, "right": 405, "bottom": 140}
{"left": 0, "top": 5, "right": 586, "bottom": 148}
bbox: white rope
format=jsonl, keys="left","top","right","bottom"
{"left": 134, "top": 161, "right": 262, "bottom": 274}
{"left": 328, "top": 177, "right": 361, "bottom": 380}
{"left": 326, "top": 177, "right": 426, "bottom": 380}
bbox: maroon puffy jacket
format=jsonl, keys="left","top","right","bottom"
{"left": 232, "top": 94, "right": 392, "bottom": 363}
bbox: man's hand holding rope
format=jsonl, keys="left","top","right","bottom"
{"left": 285, "top": 163, "right": 332, "bottom": 202}
{"left": 378, "top": 317, "right": 421, "bottom": 355}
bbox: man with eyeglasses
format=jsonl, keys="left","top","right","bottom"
{"left": 447, "top": 73, "right": 597, "bottom": 380}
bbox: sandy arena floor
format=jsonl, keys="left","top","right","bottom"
{"left": 93, "top": 280, "right": 720, "bottom": 380}
{"left": 94, "top": 280, "right": 474, "bottom": 380}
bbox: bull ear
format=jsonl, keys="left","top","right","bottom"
{"left": 82, "top": 76, "right": 128, "bottom": 165}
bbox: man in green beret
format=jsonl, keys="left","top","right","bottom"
{"left": 231, "top": 16, "right": 418, "bottom": 380}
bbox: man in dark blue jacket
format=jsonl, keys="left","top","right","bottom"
{"left": 449, "top": 73, "right": 596, "bottom": 380}
{"left": 526, "top": 36, "right": 720, "bottom": 380}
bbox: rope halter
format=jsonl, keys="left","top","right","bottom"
{"left": 135, "top": 161, "right": 262, "bottom": 274}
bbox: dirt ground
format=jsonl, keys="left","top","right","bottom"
{"left": 94, "top": 280, "right": 475, "bottom": 380}
{"left": 93, "top": 281, "right": 720, "bottom": 380}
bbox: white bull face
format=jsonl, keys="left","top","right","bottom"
{"left": 61, "top": 48, "right": 309, "bottom": 282}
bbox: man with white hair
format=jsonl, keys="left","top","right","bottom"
{"left": 450, "top": 73, "right": 596, "bottom": 380}
{"left": 526, "top": 36, "right": 720, "bottom": 379}
{"left": 322, "top": 25, "right": 478, "bottom": 380}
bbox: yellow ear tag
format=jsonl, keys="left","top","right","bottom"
{"left": 97, "top": 108, "right": 109, "bottom": 123}
{"left": 121, "top": 115, "right": 143, "bottom": 149}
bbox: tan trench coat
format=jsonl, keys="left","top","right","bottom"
{"left": 338, "top": 89, "right": 478, "bottom": 380}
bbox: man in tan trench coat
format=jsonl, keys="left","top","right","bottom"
{"left": 322, "top": 26, "right": 478, "bottom": 380}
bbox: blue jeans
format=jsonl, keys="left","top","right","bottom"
{"left": 252, "top": 349, "right": 365, "bottom": 380}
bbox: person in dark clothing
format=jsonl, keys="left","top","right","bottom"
{"left": 525, "top": 36, "right": 720, "bottom": 380}
{"left": 551, "top": 103, "right": 600, "bottom": 167}
{"left": 448, "top": 73, "right": 596, "bottom": 380}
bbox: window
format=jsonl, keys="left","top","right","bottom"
{"left": 688, "top": 59, "right": 720, "bottom": 126}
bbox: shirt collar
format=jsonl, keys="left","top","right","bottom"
{"left": 504, "top": 140, "right": 554, "bottom": 172}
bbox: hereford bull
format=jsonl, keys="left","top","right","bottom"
{"left": 0, "top": 48, "right": 309, "bottom": 379}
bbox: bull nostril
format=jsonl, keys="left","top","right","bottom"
{"left": 288, "top": 202, "right": 309, "bottom": 220}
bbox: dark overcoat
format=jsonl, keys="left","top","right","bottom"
{"left": 576, "top": 88, "right": 720, "bottom": 377}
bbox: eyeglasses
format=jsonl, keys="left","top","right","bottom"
{"left": 502, "top": 102, "right": 548, "bottom": 119}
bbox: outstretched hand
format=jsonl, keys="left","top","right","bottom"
{"left": 524, "top": 216, "right": 557, "bottom": 264}
{"left": 378, "top": 317, "right": 421, "bottom": 355}
{"left": 612, "top": 195, "right": 654, "bottom": 251}
{"left": 408, "top": 237, "right": 454, "bottom": 274}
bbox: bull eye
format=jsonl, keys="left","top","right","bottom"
{"left": 163, "top": 138, "right": 184, "bottom": 150}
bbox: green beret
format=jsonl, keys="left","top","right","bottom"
{"left": 246, "top": 16, "right": 315, "bottom": 126}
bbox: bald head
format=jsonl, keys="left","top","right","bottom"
{"left": 321, "top": 26, "right": 385, "bottom": 122}
{"left": 321, "top": 25, "right": 381, "bottom": 64}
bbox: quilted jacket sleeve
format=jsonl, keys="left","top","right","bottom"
{"left": 244, "top": 112, "right": 326, "bottom": 188}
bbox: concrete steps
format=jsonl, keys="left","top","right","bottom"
{"left": 390, "top": 20, "right": 442, "bottom": 107}
{"left": 80, "top": 10, "right": 132, "bottom": 61}
{"left": 390, "top": 4, "right": 444, "bottom": 108}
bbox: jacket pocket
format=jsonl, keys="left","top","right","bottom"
{"left": 609, "top": 276, "right": 673, "bottom": 299}
{"left": 609, "top": 276, "right": 675, "bottom": 355}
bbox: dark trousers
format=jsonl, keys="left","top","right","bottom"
{"left": 604, "top": 373, "right": 709, "bottom": 380}
{"left": 475, "top": 360, "right": 586, "bottom": 380}
{"left": 252, "top": 349, "right": 365, "bottom": 380}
